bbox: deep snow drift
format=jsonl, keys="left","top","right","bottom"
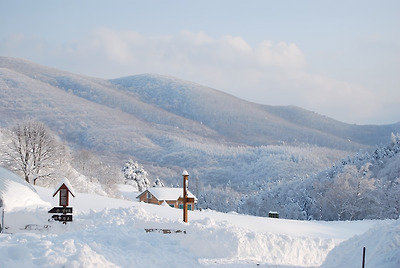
{"left": 0, "top": 167, "right": 50, "bottom": 211}
{"left": 0, "top": 182, "right": 398, "bottom": 267}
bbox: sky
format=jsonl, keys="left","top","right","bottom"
{"left": 1, "top": 0, "right": 399, "bottom": 125}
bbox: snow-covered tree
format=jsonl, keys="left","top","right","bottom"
{"left": 4, "top": 120, "right": 65, "bottom": 184}
{"left": 122, "top": 160, "right": 150, "bottom": 192}
{"left": 153, "top": 177, "right": 164, "bottom": 187}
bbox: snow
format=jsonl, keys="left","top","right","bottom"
{"left": 322, "top": 220, "right": 400, "bottom": 268}
{"left": 0, "top": 167, "right": 50, "bottom": 211}
{"left": 116, "top": 184, "right": 138, "bottom": 200}
{"left": 0, "top": 182, "right": 398, "bottom": 267}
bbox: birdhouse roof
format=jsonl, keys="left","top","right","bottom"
{"left": 53, "top": 178, "right": 76, "bottom": 197}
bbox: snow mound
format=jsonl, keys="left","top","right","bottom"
{"left": 0, "top": 185, "right": 396, "bottom": 267}
{"left": 0, "top": 207, "right": 200, "bottom": 267}
{"left": 0, "top": 167, "right": 49, "bottom": 211}
{"left": 322, "top": 220, "right": 400, "bottom": 268}
{"left": 116, "top": 184, "right": 139, "bottom": 200}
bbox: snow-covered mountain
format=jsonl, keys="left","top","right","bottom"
{"left": 0, "top": 56, "right": 399, "bottom": 189}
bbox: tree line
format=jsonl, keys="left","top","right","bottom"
{"left": 199, "top": 134, "right": 400, "bottom": 221}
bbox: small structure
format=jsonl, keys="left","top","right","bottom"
{"left": 137, "top": 187, "right": 197, "bottom": 211}
{"left": 49, "top": 178, "right": 75, "bottom": 223}
{"left": 53, "top": 178, "right": 75, "bottom": 207}
{"left": 268, "top": 211, "right": 279, "bottom": 218}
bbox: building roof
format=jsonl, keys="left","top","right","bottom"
{"left": 137, "top": 187, "right": 197, "bottom": 201}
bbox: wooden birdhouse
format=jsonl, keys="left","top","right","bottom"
{"left": 53, "top": 178, "right": 75, "bottom": 207}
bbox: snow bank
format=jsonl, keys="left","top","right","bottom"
{"left": 0, "top": 167, "right": 49, "bottom": 211}
{"left": 322, "top": 220, "right": 400, "bottom": 268}
{"left": 2, "top": 182, "right": 49, "bottom": 211}
{"left": 116, "top": 184, "right": 139, "bottom": 201}
{"left": 0, "top": 207, "right": 200, "bottom": 268}
{"left": 0, "top": 185, "right": 397, "bottom": 267}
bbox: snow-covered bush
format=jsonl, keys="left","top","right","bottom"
{"left": 122, "top": 160, "right": 150, "bottom": 192}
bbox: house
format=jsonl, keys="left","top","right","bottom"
{"left": 137, "top": 187, "right": 197, "bottom": 211}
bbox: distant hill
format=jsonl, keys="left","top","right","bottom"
{"left": 0, "top": 56, "right": 399, "bottom": 190}
{"left": 110, "top": 74, "right": 399, "bottom": 149}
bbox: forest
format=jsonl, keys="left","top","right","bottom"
{"left": 214, "top": 133, "right": 400, "bottom": 221}
{"left": 1, "top": 119, "right": 398, "bottom": 221}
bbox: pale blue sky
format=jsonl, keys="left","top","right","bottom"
{"left": 1, "top": 0, "right": 399, "bottom": 125}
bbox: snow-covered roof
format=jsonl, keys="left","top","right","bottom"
{"left": 53, "top": 177, "right": 76, "bottom": 197}
{"left": 138, "top": 187, "right": 197, "bottom": 201}
{"left": 0, "top": 167, "right": 49, "bottom": 210}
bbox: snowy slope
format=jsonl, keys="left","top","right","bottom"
{"left": 0, "top": 184, "right": 398, "bottom": 267}
{"left": 0, "top": 167, "right": 49, "bottom": 211}
{"left": 2, "top": 56, "right": 400, "bottom": 193}
{"left": 322, "top": 220, "right": 400, "bottom": 268}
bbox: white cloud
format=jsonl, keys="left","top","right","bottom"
{"left": 255, "top": 40, "right": 306, "bottom": 69}
{"left": 89, "top": 28, "right": 144, "bottom": 64}
{"left": 78, "top": 28, "right": 306, "bottom": 72}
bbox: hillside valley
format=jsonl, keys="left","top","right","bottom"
{"left": 0, "top": 56, "right": 399, "bottom": 193}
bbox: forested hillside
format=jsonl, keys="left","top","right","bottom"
{"left": 236, "top": 134, "right": 400, "bottom": 220}
{"left": 110, "top": 74, "right": 399, "bottom": 149}
{"left": 0, "top": 56, "right": 399, "bottom": 218}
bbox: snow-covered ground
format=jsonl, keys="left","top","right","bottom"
{"left": 0, "top": 183, "right": 399, "bottom": 268}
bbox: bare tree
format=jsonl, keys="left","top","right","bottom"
{"left": 72, "top": 149, "right": 96, "bottom": 177}
{"left": 71, "top": 149, "right": 124, "bottom": 195}
{"left": 5, "top": 120, "right": 60, "bottom": 184}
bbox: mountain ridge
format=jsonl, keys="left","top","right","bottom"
{"left": 110, "top": 73, "right": 399, "bottom": 148}
{"left": 1, "top": 56, "right": 399, "bottom": 188}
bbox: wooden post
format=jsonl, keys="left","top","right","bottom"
{"left": 182, "top": 170, "right": 189, "bottom": 223}
{"left": 362, "top": 247, "right": 366, "bottom": 268}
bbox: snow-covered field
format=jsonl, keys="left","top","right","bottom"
{"left": 0, "top": 183, "right": 399, "bottom": 268}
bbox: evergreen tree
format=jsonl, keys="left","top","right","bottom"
{"left": 153, "top": 177, "right": 164, "bottom": 187}
{"left": 122, "top": 160, "right": 150, "bottom": 192}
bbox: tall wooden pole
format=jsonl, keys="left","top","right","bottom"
{"left": 182, "top": 170, "right": 189, "bottom": 223}
{"left": 362, "top": 247, "right": 366, "bottom": 268}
